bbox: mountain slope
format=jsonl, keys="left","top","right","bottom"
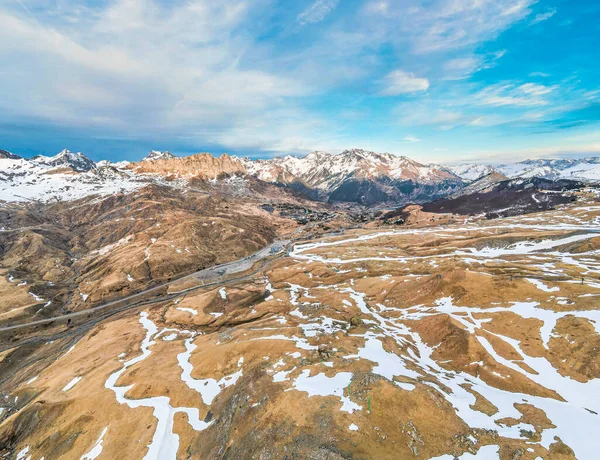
{"left": 450, "top": 171, "right": 508, "bottom": 198}
{"left": 0, "top": 154, "right": 144, "bottom": 202}
{"left": 446, "top": 163, "right": 498, "bottom": 181}
{"left": 244, "top": 149, "right": 463, "bottom": 205}
{"left": 30, "top": 149, "right": 96, "bottom": 172}
{"left": 3, "top": 198, "right": 600, "bottom": 459}
{"left": 0, "top": 151, "right": 246, "bottom": 203}
{"left": 422, "top": 177, "right": 582, "bottom": 218}
{"left": 129, "top": 153, "right": 246, "bottom": 179}
{"left": 0, "top": 149, "right": 21, "bottom": 160}
{"left": 452, "top": 157, "right": 600, "bottom": 182}
{"left": 6, "top": 147, "right": 599, "bottom": 207}
{"left": 143, "top": 150, "right": 176, "bottom": 162}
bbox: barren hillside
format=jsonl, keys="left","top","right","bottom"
{"left": 2, "top": 190, "right": 600, "bottom": 459}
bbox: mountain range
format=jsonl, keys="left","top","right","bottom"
{"left": 243, "top": 149, "right": 463, "bottom": 205}
{"left": 448, "top": 157, "right": 600, "bottom": 182}
{"left": 2, "top": 146, "right": 599, "bottom": 460}
{"left": 1, "top": 147, "right": 597, "bottom": 205}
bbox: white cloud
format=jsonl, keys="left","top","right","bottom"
{"left": 443, "top": 57, "right": 482, "bottom": 75}
{"left": 296, "top": 0, "right": 339, "bottom": 27}
{"left": 531, "top": 7, "right": 557, "bottom": 24}
{"left": 363, "top": 0, "right": 535, "bottom": 54}
{"left": 476, "top": 82, "right": 555, "bottom": 107}
{"left": 0, "top": 0, "right": 316, "bottom": 149}
{"left": 529, "top": 71, "right": 551, "bottom": 78}
{"left": 0, "top": 0, "right": 588, "bottom": 159}
{"left": 442, "top": 50, "right": 506, "bottom": 80}
{"left": 379, "top": 70, "right": 429, "bottom": 95}
{"left": 365, "top": 1, "right": 389, "bottom": 14}
{"left": 394, "top": 80, "right": 563, "bottom": 131}
{"left": 403, "top": 135, "right": 421, "bottom": 143}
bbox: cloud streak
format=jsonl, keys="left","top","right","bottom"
{"left": 296, "top": 0, "right": 340, "bottom": 27}
{"left": 363, "top": 0, "right": 536, "bottom": 54}
{"left": 476, "top": 83, "right": 556, "bottom": 107}
{"left": 379, "top": 70, "right": 429, "bottom": 95}
{"left": 531, "top": 7, "right": 557, "bottom": 24}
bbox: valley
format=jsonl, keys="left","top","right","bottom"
{"left": 1, "top": 148, "right": 600, "bottom": 459}
{"left": 2, "top": 183, "right": 600, "bottom": 458}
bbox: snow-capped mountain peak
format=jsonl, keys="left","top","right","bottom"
{"left": 97, "top": 160, "right": 131, "bottom": 169}
{"left": 243, "top": 149, "right": 463, "bottom": 205}
{"left": 143, "top": 150, "right": 175, "bottom": 162}
{"left": 447, "top": 164, "right": 498, "bottom": 182}
{"left": 30, "top": 149, "right": 96, "bottom": 172}
{"left": 0, "top": 149, "right": 22, "bottom": 160}
{"left": 4, "top": 144, "right": 600, "bottom": 206}
{"left": 0, "top": 149, "right": 142, "bottom": 202}
{"left": 451, "top": 157, "right": 600, "bottom": 182}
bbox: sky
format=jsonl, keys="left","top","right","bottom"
{"left": 0, "top": 0, "right": 599, "bottom": 164}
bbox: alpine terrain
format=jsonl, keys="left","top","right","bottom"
{"left": 1, "top": 147, "right": 600, "bottom": 460}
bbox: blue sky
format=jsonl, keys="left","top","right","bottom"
{"left": 0, "top": 0, "right": 598, "bottom": 163}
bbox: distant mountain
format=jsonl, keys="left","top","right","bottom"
{"left": 130, "top": 153, "right": 245, "bottom": 179}
{"left": 244, "top": 149, "right": 463, "bottom": 205}
{"left": 4, "top": 146, "right": 598, "bottom": 207}
{"left": 30, "top": 149, "right": 96, "bottom": 172}
{"left": 451, "top": 158, "right": 600, "bottom": 182}
{"left": 0, "top": 149, "right": 22, "bottom": 160}
{"left": 450, "top": 172, "right": 508, "bottom": 198}
{"left": 143, "top": 150, "right": 176, "bottom": 162}
{"left": 97, "top": 160, "right": 131, "bottom": 169}
{"left": 422, "top": 177, "right": 582, "bottom": 219}
{"left": 446, "top": 164, "right": 498, "bottom": 181}
{"left": 0, "top": 149, "right": 145, "bottom": 202}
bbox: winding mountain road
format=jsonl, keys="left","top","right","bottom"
{"left": 0, "top": 239, "right": 291, "bottom": 336}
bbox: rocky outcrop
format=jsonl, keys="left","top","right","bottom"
{"left": 142, "top": 150, "right": 175, "bottom": 162}
{"left": 244, "top": 149, "right": 464, "bottom": 206}
{"left": 30, "top": 149, "right": 96, "bottom": 172}
{"left": 0, "top": 149, "right": 22, "bottom": 160}
{"left": 129, "top": 153, "right": 246, "bottom": 179}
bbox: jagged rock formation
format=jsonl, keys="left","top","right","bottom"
{"left": 30, "top": 149, "right": 96, "bottom": 172}
{"left": 4, "top": 147, "right": 600, "bottom": 208}
{"left": 129, "top": 153, "right": 246, "bottom": 179}
{"left": 142, "top": 150, "right": 176, "bottom": 162}
{"left": 244, "top": 149, "right": 463, "bottom": 205}
{"left": 0, "top": 149, "right": 21, "bottom": 160}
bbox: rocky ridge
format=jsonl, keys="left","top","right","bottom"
{"left": 142, "top": 150, "right": 176, "bottom": 162}
{"left": 450, "top": 157, "right": 600, "bottom": 182}
{"left": 128, "top": 153, "right": 246, "bottom": 179}
{"left": 3, "top": 147, "right": 600, "bottom": 207}
{"left": 30, "top": 149, "right": 96, "bottom": 172}
{"left": 243, "top": 149, "right": 464, "bottom": 205}
{"left": 423, "top": 176, "right": 582, "bottom": 219}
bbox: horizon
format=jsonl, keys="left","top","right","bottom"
{"left": 4, "top": 145, "right": 600, "bottom": 167}
{"left": 1, "top": 0, "right": 599, "bottom": 163}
